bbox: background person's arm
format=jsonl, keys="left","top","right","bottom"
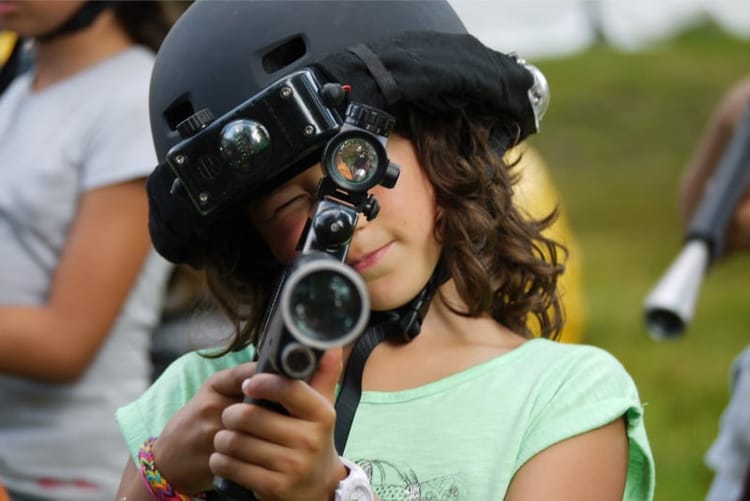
{"left": 0, "top": 179, "right": 151, "bottom": 382}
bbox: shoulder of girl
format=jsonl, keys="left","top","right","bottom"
{"left": 523, "top": 338, "right": 632, "bottom": 378}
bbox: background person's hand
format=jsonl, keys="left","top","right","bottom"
{"left": 680, "top": 76, "right": 750, "bottom": 255}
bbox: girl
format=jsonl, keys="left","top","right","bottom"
{"left": 116, "top": 1, "right": 654, "bottom": 500}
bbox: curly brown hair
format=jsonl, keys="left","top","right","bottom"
{"left": 202, "top": 105, "right": 566, "bottom": 354}
{"left": 396, "top": 106, "right": 566, "bottom": 339}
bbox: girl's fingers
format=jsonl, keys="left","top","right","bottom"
{"left": 221, "top": 400, "right": 322, "bottom": 450}
{"left": 213, "top": 428, "right": 289, "bottom": 471}
{"left": 210, "top": 427, "right": 342, "bottom": 501}
{"left": 308, "top": 348, "right": 343, "bottom": 403}
{"left": 242, "top": 348, "right": 343, "bottom": 421}
{"left": 208, "top": 361, "right": 258, "bottom": 398}
{"left": 209, "top": 448, "right": 284, "bottom": 497}
{"left": 221, "top": 400, "right": 291, "bottom": 442}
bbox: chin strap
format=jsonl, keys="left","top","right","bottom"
{"left": 333, "top": 260, "right": 448, "bottom": 454}
{"left": 333, "top": 316, "right": 394, "bottom": 454}
{"left": 36, "top": 1, "right": 114, "bottom": 43}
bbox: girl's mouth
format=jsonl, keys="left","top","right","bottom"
{"left": 350, "top": 242, "right": 392, "bottom": 272}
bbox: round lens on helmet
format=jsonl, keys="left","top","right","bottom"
{"left": 219, "top": 119, "right": 270, "bottom": 171}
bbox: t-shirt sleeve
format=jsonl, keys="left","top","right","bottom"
{"left": 115, "top": 347, "right": 255, "bottom": 465}
{"left": 81, "top": 54, "right": 157, "bottom": 191}
{"left": 515, "top": 346, "right": 655, "bottom": 500}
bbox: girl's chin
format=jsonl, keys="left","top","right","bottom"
{"left": 364, "top": 257, "right": 442, "bottom": 312}
{"left": 367, "top": 283, "right": 427, "bottom": 313}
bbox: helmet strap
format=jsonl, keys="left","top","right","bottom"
{"left": 333, "top": 257, "right": 448, "bottom": 453}
{"left": 347, "top": 43, "right": 401, "bottom": 106}
{"left": 36, "top": 1, "right": 114, "bottom": 43}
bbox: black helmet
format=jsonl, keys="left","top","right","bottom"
{"left": 147, "top": 0, "right": 548, "bottom": 267}
{"left": 150, "top": 0, "right": 467, "bottom": 163}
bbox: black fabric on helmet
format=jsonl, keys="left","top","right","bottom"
{"left": 147, "top": 163, "right": 209, "bottom": 267}
{"left": 316, "top": 31, "right": 536, "bottom": 142}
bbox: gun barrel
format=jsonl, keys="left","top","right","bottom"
{"left": 643, "top": 104, "right": 750, "bottom": 339}
{"left": 644, "top": 239, "right": 710, "bottom": 339}
{"left": 688, "top": 105, "right": 750, "bottom": 260}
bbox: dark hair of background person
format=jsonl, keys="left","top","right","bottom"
{"left": 113, "top": 1, "right": 187, "bottom": 52}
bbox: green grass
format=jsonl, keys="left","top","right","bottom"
{"left": 528, "top": 23, "right": 750, "bottom": 500}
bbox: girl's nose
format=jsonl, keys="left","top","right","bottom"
{"left": 355, "top": 212, "right": 371, "bottom": 232}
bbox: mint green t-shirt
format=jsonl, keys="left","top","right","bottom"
{"left": 116, "top": 338, "right": 654, "bottom": 500}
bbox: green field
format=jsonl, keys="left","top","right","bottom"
{"left": 528, "top": 23, "right": 750, "bottom": 500}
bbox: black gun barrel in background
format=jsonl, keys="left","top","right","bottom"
{"left": 688, "top": 104, "right": 750, "bottom": 260}
{"left": 644, "top": 104, "right": 750, "bottom": 339}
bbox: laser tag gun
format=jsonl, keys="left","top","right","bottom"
{"left": 245, "top": 104, "right": 400, "bottom": 379}
{"left": 160, "top": 67, "right": 399, "bottom": 500}
{"left": 644, "top": 104, "right": 750, "bottom": 339}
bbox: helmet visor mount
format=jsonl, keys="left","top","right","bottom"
{"left": 166, "top": 68, "right": 397, "bottom": 217}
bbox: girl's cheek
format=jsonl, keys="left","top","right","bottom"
{"left": 267, "top": 216, "right": 308, "bottom": 264}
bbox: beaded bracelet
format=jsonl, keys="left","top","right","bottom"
{"left": 137, "top": 436, "right": 206, "bottom": 501}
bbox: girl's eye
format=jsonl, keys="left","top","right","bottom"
{"left": 269, "top": 194, "right": 312, "bottom": 220}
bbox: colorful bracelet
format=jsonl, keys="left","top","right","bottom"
{"left": 137, "top": 436, "right": 206, "bottom": 501}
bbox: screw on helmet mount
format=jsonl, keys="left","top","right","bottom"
{"left": 149, "top": 0, "right": 467, "bottom": 164}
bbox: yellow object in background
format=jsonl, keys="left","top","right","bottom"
{"left": 0, "top": 31, "right": 17, "bottom": 67}
{"left": 510, "top": 143, "right": 587, "bottom": 343}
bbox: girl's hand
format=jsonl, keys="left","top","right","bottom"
{"left": 152, "top": 361, "right": 259, "bottom": 494}
{"left": 210, "top": 348, "right": 349, "bottom": 501}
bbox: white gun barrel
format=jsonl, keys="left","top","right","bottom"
{"left": 643, "top": 239, "right": 710, "bottom": 339}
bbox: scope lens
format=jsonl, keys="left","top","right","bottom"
{"left": 287, "top": 269, "right": 363, "bottom": 344}
{"left": 331, "top": 137, "right": 379, "bottom": 186}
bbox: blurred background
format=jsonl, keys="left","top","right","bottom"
{"left": 452, "top": 1, "right": 750, "bottom": 499}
